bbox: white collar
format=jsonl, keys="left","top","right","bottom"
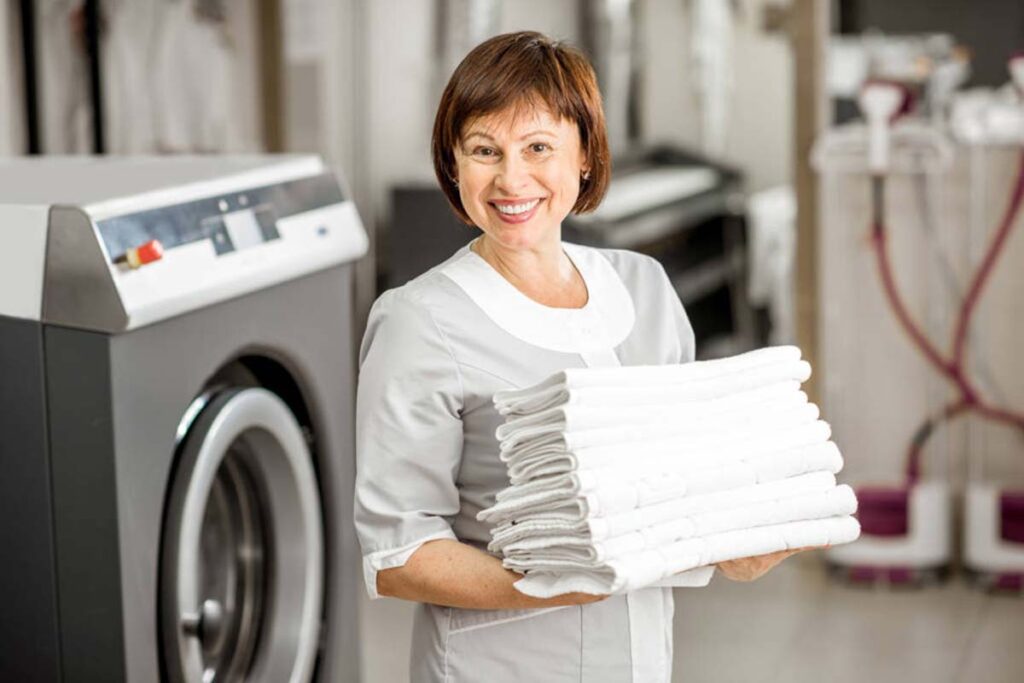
{"left": 440, "top": 240, "right": 635, "bottom": 356}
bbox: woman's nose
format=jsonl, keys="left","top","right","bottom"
{"left": 494, "top": 155, "right": 530, "bottom": 192}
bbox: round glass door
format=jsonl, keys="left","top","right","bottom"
{"left": 161, "top": 388, "right": 324, "bottom": 683}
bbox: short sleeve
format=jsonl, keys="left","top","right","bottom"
{"left": 651, "top": 258, "right": 697, "bottom": 363}
{"left": 652, "top": 565, "right": 715, "bottom": 588}
{"left": 354, "top": 289, "right": 464, "bottom": 599}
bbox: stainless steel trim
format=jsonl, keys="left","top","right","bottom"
{"left": 162, "top": 388, "right": 324, "bottom": 683}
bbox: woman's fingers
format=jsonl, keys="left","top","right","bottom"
{"left": 715, "top": 545, "right": 818, "bottom": 582}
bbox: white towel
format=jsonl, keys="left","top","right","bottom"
{"left": 478, "top": 438, "right": 843, "bottom": 524}
{"left": 506, "top": 427, "right": 836, "bottom": 486}
{"left": 494, "top": 421, "right": 835, "bottom": 505}
{"left": 495, "top": 358, "right": 812, "bottom": 416}
{"left": 495, "top": 345, "right": 803, "bottom": 411}
{"left": 498, "top": 398, "right": 819, "bottom": 454}
{"left": 482, "top": 345, "right": 860, "bottom": 599}
{"left": 496, "top": 381, "right": 803, "bottom": 442}
{"left": 497, "top": 422, "right": 828, "bottom": 505}
{"left": 489, "top": 470, "right": 839, "bottom": 547}
{"left": 509, "top": 515, "right": 862, "bottom": 597}
{"left": 497, "top": 485, "right": 858, "bottom": 563}
{"left": 501, "top": 415, "right": 832, "bottom": 476}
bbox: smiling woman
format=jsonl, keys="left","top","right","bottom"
{"left": 430, "top": 32, "right": 611, "bottom": 308}
{"left": 353, "top": 31, "right": 795, "bottom": 683}
{"left": 431, "top": 31, "right": 610, "bottom": 227}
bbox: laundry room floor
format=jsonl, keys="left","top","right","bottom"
{"left": 359, "top": 556, "right": 1024, "bottom": 682}
{"left": 673, "top": 556, "right": 1024, "bottom": 683}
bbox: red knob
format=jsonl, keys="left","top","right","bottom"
{"left": 124, "top": 239, "right": 165, "bottom": 269}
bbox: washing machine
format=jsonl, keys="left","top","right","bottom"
{"left": 0, "top": 156, "right": 368, "bottom": 682}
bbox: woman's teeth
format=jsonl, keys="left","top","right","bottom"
{"left": 494, "top": 199, "right": 540, "bottom": 215}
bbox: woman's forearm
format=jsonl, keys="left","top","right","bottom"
{"left": 376, "top": 539, "right": 606, "bottom": 609}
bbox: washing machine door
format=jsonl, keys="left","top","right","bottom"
{"left": 161, "top": 387, "right": 324, "bottom": 683}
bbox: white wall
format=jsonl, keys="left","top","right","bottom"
{"left": 640, "top": 0, "right": 793, "bottom": 192}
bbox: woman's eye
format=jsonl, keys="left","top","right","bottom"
{"left": 530, "top": 143, "right": 551, "bottom": 154}
{"left": 474, "top": 146, "right": 498, "bottom": 157}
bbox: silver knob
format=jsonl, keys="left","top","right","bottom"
{"left": 181, "top": 599, "right": 225, "bottom": 643}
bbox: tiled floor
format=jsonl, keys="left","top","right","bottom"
{"left": 359, "top": 557, "right": 1024, "bottom": 682}
{"left": 674, "top": 557, "right": 1024, "bottom": 682}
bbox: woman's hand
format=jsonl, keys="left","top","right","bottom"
{"left": 378, "top": 539, "right": 610, "bottom": 609}
{"left": 715, "top": 546, "right": 822, "bottom": 582}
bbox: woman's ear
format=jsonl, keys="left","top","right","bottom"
{"left": 579, "top": 145, "right": 591, "bottom": 180}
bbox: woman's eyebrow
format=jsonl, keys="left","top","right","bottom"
{"left": 518, "top": 129, "right": 558, "bottom": 140}
{"left": 463, "top": 129, "right": 559, "bottom": 142}
{"left": 463, "top": 131, "right": 495, "bottom": 142}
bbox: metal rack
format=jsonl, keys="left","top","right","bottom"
{"left": 563, "top": 145, "right": 758, "bottom": 359}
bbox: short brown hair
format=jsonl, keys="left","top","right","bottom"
{"left": 432, "top": 31, "right": 611, "bottom": 225}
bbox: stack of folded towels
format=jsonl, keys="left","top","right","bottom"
{"left": 478, "top": 346, "right": 861, "bottom": 598}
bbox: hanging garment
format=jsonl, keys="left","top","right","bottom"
{"left": 37, "top": 0, "right": 91, "bottom": 153}
{"left": 150, "top": 0, "right": 251, "bottom": 152}
{"left": 101, "top": 0, "right": 160, "bottom": 153}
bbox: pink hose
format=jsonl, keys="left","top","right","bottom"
{"left": 869, "top": 148, "right": 1024, "bottom": 483}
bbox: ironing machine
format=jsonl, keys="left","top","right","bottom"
{"left": 816, "top": 56, "right": 1024, "bottom": 587}
{"left": 957, "top": 54, "right": 1024, "bottom": 591}
{"left": 813, "top": 79, "right": 956, "bottom": 585}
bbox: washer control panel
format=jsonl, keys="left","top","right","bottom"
{"left": 24, "top": 158, "right": 369, "bottom": 332}
{"left": 95, "top": 172, "right": 343, "bottom": 263}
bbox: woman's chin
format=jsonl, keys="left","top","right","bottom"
{"left": 479, "top": 220, "right": 559, "bottom": 251}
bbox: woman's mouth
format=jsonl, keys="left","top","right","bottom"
{"left": 490, "top": 198, "right": 543, "bottom": 224}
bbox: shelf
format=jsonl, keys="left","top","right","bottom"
{"left": 669, "top": 247, "right": 746, "bottom": 305}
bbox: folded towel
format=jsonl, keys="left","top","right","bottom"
{"left": 509, "top": 515, "right": 862, "bottom": 597}
{"left": 488, "top": 470, "right": 840, "bottom": 547}
{"left": 495, "top": 358, "right": 812, "bottom": 417}
{"left": 478, "top": 437, "right": 843, "bottom": 524}
{"left": 506, "top": 428, "right": 836, "bottom": 486}
{"left": 497, "top": 419, "right": 827, "bottom": 504}
{"left": 495, "top": 346, "right": 803, "bottom": 411}
{"left": 500, "top": 419, "right": 834, "bottom": 495}
{"left": 498, "top": 398, "right": 819, "bottom": 454}
{"left": 497, "top": 485, "right": 858, "bottom": 564}
{"left": 496, "top": 382, "right": 804, "bottom": 443}
{"left": 482, "top": 345, "right": 858, "bottom": 599}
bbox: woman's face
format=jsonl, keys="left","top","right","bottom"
{"left": 453, "top": 103, "right": 587, "bottom": 251}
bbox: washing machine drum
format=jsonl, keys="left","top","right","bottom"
{"left": 160, "top": 387, "right": 324, "bottom": 683}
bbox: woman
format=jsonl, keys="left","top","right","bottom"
{"left": 355, "top": 31, "right": 805, "bottom": 682}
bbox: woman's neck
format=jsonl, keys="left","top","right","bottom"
{"left": 472, "top": 234, "right": 588, "bottom": 309}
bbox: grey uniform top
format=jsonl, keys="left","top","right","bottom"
{"left": 354, "top": 240, "right": 714, "bottom": 682}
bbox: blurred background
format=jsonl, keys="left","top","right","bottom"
{"left": 1, "top": 1, "right": 1023, "bottom": 681}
